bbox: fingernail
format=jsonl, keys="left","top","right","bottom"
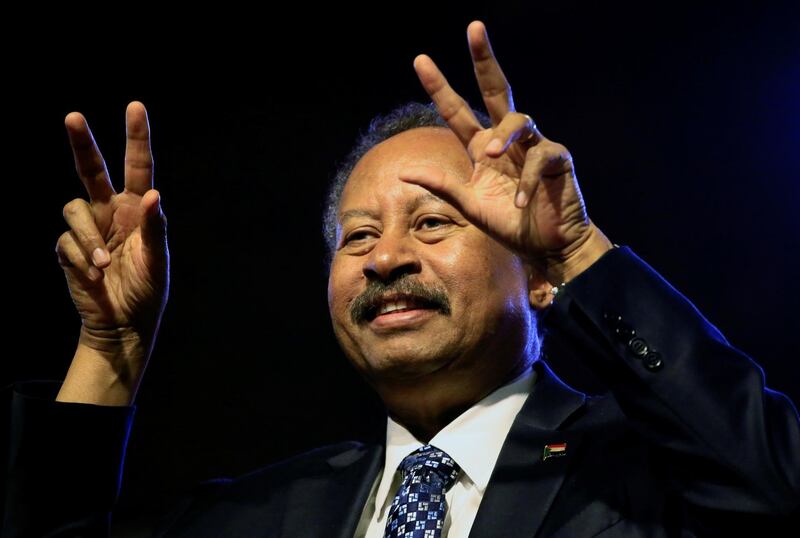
{"left": 93, "top": 248, "right": 109, "bottom": 266}
{"left": 487, "top": 138, "right": 503, "bottom": 154}
{"left": 88, "top": 266, "right": 102, "bottom": 281}
{"left": 515, "top": 191, "right": 528, "bottom": 208}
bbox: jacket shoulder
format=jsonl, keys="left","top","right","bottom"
{"left": 154, "top": 440, "right": 377, "bottom": 536}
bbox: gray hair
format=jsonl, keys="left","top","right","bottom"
{"left": 322, "top": 101, "right": 491, "bottom": 265}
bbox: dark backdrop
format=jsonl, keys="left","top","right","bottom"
{"left": 5, "top": 2, "right": 799, "bottom": 532}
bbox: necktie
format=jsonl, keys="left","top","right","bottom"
{"left": 384, "top": 444, "right": 461, "bottom": 538}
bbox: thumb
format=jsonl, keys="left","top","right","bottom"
{"left": 140, "top": 189, "right": 168, "bottom": 256}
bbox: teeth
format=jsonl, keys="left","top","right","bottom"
{"left": 379, "top": 299, "right": 412, "bottom": 315}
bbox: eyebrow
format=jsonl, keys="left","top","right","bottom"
{"left": 339, "top": 192, "right": 448, "bottom": 224}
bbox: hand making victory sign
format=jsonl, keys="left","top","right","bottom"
{"left": 55, "top": 101, "right": 169, "bottom": 405}
{"left": 400, "top": 20, "right": 613, "bottom": 286}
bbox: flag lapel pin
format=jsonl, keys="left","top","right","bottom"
{"left": 542, "top": 442, "right": 567, "bottom": 461}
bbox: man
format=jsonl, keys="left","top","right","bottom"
{"left": 3, "top": 20, "right": 799, "bottom": 537}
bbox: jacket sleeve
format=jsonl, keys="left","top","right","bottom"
{"left": 542, "top": 245, "right": 800, "bottom": 516}
{"left": 1, "top": 380, "right": 135, "bottom": 538}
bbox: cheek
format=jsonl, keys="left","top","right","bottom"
{"left": 428, "top": 241, "right": 496, "bottom": 312}
{"left": 327, "top": 262, "right": 364, "bottom": 324}
{"left": 434, "top": 236, "right": 527, "bottom": 314}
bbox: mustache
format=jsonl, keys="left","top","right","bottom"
{"left": 349, "top": 275, "right": 452, "bottom": 324}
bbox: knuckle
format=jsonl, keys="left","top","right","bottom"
{"left": 481, "top": 85, "right": 508, "bottom": 100}
{"left": 539, "top": 142, "right": 570, "bottom": 162}
{"left": 555, "top": 150, "right": 573, "bottom": 166}
{"left": 538, "top": 140, "right": 557, "bottom": 153}
{"left": 507, "top": 111, "right": 532, "bottom": 134}
{"left": 56, "top": 254, "right": 72, "bottom": 268}
{"left": 62, "top": 201, "right": 76, "bottom": 219}
{"left": 497, "top": 113, "right": 518, "bottom": 132}
{"left": 524, "top": 146, "right": 545, "bottom": 163}
{"left": 440, "top": 101, "right": 461, "bottom": 121}
{"left": 62, "top": 198, "right": 86, "bottom": 219}
{"left": 543, "top": 141, "right": 567, "bottom": 154}
{"left": 55, "top": 231, "right": 71, "bottom": 251}
{"left": 552, "top": 142, "right": 570, "bottom": 155}
{"left": 510, "top": 111, "right": 527, "bottom": 124}
{"left": 55, "top": 240, "right": 75, "bottom": 267}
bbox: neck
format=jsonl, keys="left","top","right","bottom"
{"left": 379, "top": 358, "right": 532, "bottom": 443}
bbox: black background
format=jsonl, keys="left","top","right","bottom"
{"left": 5, "top": 2, "right": 799, "bottom": 531}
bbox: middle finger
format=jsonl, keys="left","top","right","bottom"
{"left": 124, "top": 101, "right": 154, "bottom": 196}
{"left": 467, "top": 20, "right": 514, "bottom": 125}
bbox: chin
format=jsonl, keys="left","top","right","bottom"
{"left": 361, "top": 348, "right": 456, "bottom": 383}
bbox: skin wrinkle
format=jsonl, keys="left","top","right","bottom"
{"left": 327, "top": 127, "right": 542, "bottom": 440}
{"left": 334, "top": 153, "right": 473, "bottom": 249}
{"left": 340, "top": 193, "right": 448, "bottom": 230}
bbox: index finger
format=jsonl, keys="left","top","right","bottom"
{"left": 64, "top": 112, "right": 116, "bottom": 204}
{"left": 467, "top": 20, "right": 515, "bottom": 125}
{"left": 124, "top": 101, "right": 154, "bottom": 196}
{"left": 412, "top": 54, "right": 484, "bottom": 147}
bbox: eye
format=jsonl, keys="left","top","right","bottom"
{"left": 343, "top": 228, "right": 377, "bottom": 246}
{"left": 418, "top": 216, "right": 449, "bottom": 230}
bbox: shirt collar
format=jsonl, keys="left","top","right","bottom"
{"left": 375, "top": 364, "right": 537, "bottom": 512}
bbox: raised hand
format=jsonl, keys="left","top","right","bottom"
{"left": 399, "top": 21, "right": 612, "bottom": 285}
{"left": 55, "top": 101, "right": 169, "bottom": 404}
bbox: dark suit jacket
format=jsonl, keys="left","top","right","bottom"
{"left": 3, "top": 246, "right": 799, "bottom": 537}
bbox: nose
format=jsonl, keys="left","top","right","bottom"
{"left": 362, "top": 229, "right": 422, "bottom": 283}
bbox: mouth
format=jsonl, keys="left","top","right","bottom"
{"left": 365, "top": 293, "right": 440, "bottom": 322}
{"left": 348, "top": 276, "right": 452, "bottom": 327}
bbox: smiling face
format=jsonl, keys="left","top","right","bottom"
{"left": 327, "top": 127, "right": 537, "bottom": 396}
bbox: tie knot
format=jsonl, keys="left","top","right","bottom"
{"left": 399, "top": 444, "right": 461, "bottom": 490}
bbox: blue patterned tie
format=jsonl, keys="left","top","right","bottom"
{"left": 384, "top": 444, "right": 462, "bottom": 538}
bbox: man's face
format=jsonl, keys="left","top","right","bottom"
{"left": 327, "top": 127, "right": 535, "bottom": 389}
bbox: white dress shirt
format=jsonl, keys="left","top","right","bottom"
{"left": 354, "top": 364, "right": 538, "bottom": 538}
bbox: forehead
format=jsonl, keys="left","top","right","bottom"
{"left": 338, "top": 127, "right": 472, "bottom": 215}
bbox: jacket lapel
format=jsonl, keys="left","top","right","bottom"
{"left": 468, "top": 360, "right": 587, "bottom": 538}
{"left": 280, "top": 442, "right": 384, "bottom": 538}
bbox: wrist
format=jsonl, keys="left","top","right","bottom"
{"left": 78, "top": 324, "right": 152, "bottom": 354}
{"left": 539, "top": 222, "right": 614, "bottom": 286}
{"left": 57, "top": 326, "right": 155, "bottom": 406}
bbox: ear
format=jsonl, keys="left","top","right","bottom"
{"left": 524, "top": 261, "right": 556, "bottom": 311}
